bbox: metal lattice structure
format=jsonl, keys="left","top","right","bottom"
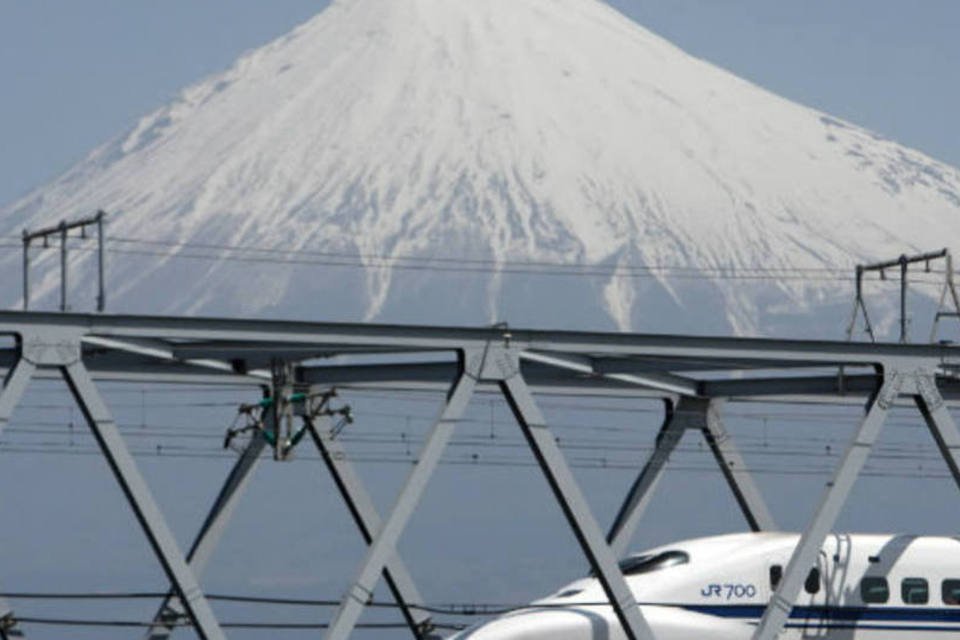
{"left": 4, "top": 310, "right": 960, "bottom": 639}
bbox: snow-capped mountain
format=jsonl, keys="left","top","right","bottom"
{"left": 3, "top": 0, "right": 959, "bottom": 337}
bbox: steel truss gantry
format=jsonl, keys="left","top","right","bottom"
{"left": 3, "top": 311, "right": 960, "bottom": 639}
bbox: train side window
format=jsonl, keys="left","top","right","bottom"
{"left": 942, "top": 580, "right": 960, "bottom": 605}
{"left": 861, "top": 577, "right": 889, "bottom": 604}
{"left": 901, "top": 578, "right": 928, "bottom": 605}
{"left": 770, "top": 565, "right": 782, "bottom": 590}
{"left": 804, "top": 568, "right": 821, "bottom": 595}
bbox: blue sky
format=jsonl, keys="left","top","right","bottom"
{"left": 1, "top": 4, "right": 960, "bottom": 637}
{"left": 0, "top": 1, "right": 958, "bottom": 206}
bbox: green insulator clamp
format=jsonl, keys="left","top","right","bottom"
{"left": 262, "top": 429, "right": 277, "bottom": 447}
{"left": 288, "top": 392, "right": 307, "bottom": 403}
{"left": 258, "top": 398, "right": 274, "bottom": 409}
{"left": 287, "top": 425, "right": 308, "bottom": 449}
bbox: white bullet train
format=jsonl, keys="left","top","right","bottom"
{"left": 450, "top": 532, "right": 960, "bottom": 639}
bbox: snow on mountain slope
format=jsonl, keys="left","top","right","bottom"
{"left": 3, "top": 0, "right": 959, "bottom": 336}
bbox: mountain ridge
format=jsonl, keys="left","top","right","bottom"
{"left": 4, "top": 0, "right": 959, "bottom": 337}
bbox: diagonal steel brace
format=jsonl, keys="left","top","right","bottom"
{"left": 608, "top": 397, "right": 776, "bottom": 557}
{"left": 303, "top": 413, "right": 435, "bottom": 638}
{"left": 0, "top": 358, "right": 40, "bottom": 639}
{"left": 324, "top": 366, "right": 476, "bottom": 640}
{"left": 500, "top": 370, "right": 656, "bottom": 640}
{"left": 144, "top": 431, "right": 268, "bottom": 639}
{"left": 751, "top": 371, "right": 902, "bottom": 640}
{"left": 62, "top": 360, "right": 226, "bottom": 640}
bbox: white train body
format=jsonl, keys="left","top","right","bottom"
{"left": 451, "top": 533, "right": 960, "bottom": 639}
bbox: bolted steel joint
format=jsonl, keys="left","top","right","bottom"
{"left": 464, "top": 345, "right": 521, "bottom": 382}
{"left": 20, "top": 332, "right": 81, "bottom": 366}
{"left": 875, "top": 371, "right": 903, "bottom": 410}
{"left": 915, "top": 373, "right": 945, "bottom": 412}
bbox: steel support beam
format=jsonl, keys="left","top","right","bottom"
{"left": 607, "top": 397, "right": 775, "bottom": 558}
{"left": 0, "top": 358, "right": 35, "bottom": 437}
{"left": 702, "top": 399, "right": 778, "bottom": 532}
{"left": 324, "top": 367, "right": 476, "bottom": 640}
{"left": 751, "top": 372, "right": 902, "bottom": 640}
{"left": 915, "top": 374, "right": 960, "bottom": 492}
{"left": 0, "top": 357, "right": 36, "bottom": 639}
{"left": 607, "top": 401, "right": 682, "bottom": 557}
{"left": 305, "top": 416, "right": 434, "bottom": 638}
{"left": 144, "top": 432, "right": 268, "bottom": 639}
{"left": 500, "top": 370, "right": 656, "bottom": 640}
{"left": 61, "top": 361, "right": 225, "bottom": 640}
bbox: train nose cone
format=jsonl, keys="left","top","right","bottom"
{"left": 449, "top": 608, "right": 615, "bottom": 640}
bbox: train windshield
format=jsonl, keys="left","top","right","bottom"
{"left": 620, "top": 551, "right": 689, "bottom": 575}
{"left": 592, "top": 551, "right": 690, "bottom": 577}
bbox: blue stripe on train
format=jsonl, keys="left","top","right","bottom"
{"left": 682, "top": 604, "right": 960, "bottom": 625}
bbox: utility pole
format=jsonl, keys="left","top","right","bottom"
{"left": 22, "top": 210, "right": 107, "bottom": 312}
{"left": 847, "top": 248, "right": 956, "bottom": 344}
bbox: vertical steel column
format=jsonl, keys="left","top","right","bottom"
{"left": 96, "top": 211, "right": 105, "bottom": 313}
{"left": 20, "top": 233, "right": 29, "bottom": 311}
{"left": 915, "top": 375, "right": 960, "bottom": 491}
{"left": 59, "top": 222, "right": 67, "bottom": 313}
{"left": 500, "top": 372, "right": 656, "bottom": 640}
{"left": 752, "top": 372, "right": 901, "bottom": 640}
{"left": 144, "top": 432, "right": 267, "bottom": 639}
{"left": 607, "top": 400, "right": 680, "bottom": 556}
{"left": 900, "top": 256, "right": 909, "bottom": 343}
{"left": 305, "top": 416, "right": 433, "bottom": 638}
{"left": 61, "top": 361, "right": 225, "bottom": 640}
{"left": 324, "top": 369, "right": 476, "bottom": 640}
{"left": 702, "top": 400, "right": 777, "bottom": 532}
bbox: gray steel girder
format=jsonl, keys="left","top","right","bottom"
{"left": 751, "top": 372, "right": 902, "bottom": 640}
{"left": 144, "top": 432, "right": 267, "bottom": 639}
{"left": 324, "top": 369, "right": 477, "bottom": 640}
{"left": 305, "top": 415, "right": 434, "bottom": 638}
{"left": 702, "top": 399, "right": 777, "bottom": 532}
{"left": 915, "top": 375, "right": 960, "bottom": 491}
{"left": 500, "top": 371, "right": 656, "bottom": 640}
{"left": 607, "top": 401, "right": 683, "bottom": 557}
{"left": 61, "top": 361, "right": 225, "bottom": 640}
{"left": 0, "top": 358, "right": 38, "bottom": 639}
{"left": 0, "top": 359, "right": 35, "bottom": 437}
{"left": 608, "top": 398, "right": 776, "bottom": 558}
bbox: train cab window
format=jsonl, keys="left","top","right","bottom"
{"left": 770, "top": 565, "right": 783, "bottom": 590}
{"left": 942, "top": 580, "right": 960, "bottom": 605}
{"left": 861, "top": 577, "right": 890, "bottom": 604}
{"left": 616, "top": 551, "right": 690, "bottom": 576}
{"left": 804, "top": 568, "right": 821, "bottom": 595}
{"left": 901, "top": 578, "right": 929, "bottom": 605}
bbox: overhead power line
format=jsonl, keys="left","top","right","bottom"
{"left": 3, "top": 232, "right": 958, "bottom": 289}
{"left": 5, "top": 233, "right": 945, "bottom": 285}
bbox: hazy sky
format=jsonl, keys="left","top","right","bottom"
{"left": 2, "top": 4, "right": 960, "bottom": 638}
{"left": 0, "top": 1, "right": 958, "bottom": 207}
